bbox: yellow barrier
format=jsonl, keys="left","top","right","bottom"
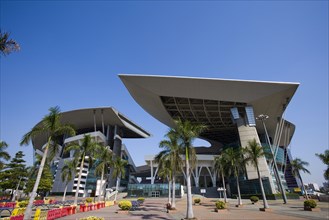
{"left": 33, "top": 208, "right": 48, "bottom": 220}
{"left": 105, "top": 201, "right": 114, "bottom": 207}
{"left": 11, "top": 208, "right": 25, "bottom": 216}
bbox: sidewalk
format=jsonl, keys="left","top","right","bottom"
{"left": 58, "top": 197, "right": 329, "bottom": 220}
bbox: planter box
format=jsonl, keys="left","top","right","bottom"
{"left": 116, "top": 210, "right": 130, "bottom": 214}
{"left": 304, "top": 207, "right": 321, "bottom": 212}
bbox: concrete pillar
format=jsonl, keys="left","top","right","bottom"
{"left": 109, "top": 125, "right": 122, "bottom": 188}
{"left": 236, "top": 117, "right": 276, "bottom": 194}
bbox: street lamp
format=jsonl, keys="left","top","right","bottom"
{"left": 256, "top": 114, "right": 288, "bottom": 204}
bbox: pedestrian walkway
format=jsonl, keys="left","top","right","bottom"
{"left": 58, "top": 197, "right": 329, "bottom": 220}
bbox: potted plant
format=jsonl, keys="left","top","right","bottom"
{"left": 194, "top": 198, "right": 201, "bottom": 205}
{"left": 117, "top": 200, "right": 132, "bottom": 214}
{"left": 137, "top": 197, "right": 145, "bottom": 205}
{"left": 215, "top": 200, "right": 227, "bottom": 212}
{"left": 304, "top": 200, "right": 320, "bottom": 211}
{"left": 250, "top": 196, "right": 259, "bottom": 204}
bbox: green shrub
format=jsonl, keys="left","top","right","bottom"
{"left": 215, "top": 201, "right": 226, "bottom": 210}
{"left": 250, "top": 196, "right": 259, "bottom": 203}
{"left": 118, "top": 200, "right": 132, "bottom": 210}
{"left": 137, "top": 197, "right": 145, "bottom": 203}
{"left": 80, "top": 216, "right": 104, "bottom": 220}
{"left": 85, "top": 198, "right": 93, "bottom": 203}
{"left": 304, "top": 200, "right": 317, "bottom": 208}
{"left": 18, "top": 201, "right": 28, "bottom": 208}
{"left": 194, "top": 198, "right": 201, "bottom": 204}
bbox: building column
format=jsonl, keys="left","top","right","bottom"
{"left": 109, "top": 125, "right": 122, "bottom": 188}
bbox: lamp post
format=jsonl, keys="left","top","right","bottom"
{"left": 256, "top": 114, "right": 288, "bottom": 204}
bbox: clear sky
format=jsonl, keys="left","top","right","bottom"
{"left": 1, "top": 1, "right": 328, "bottom": 186}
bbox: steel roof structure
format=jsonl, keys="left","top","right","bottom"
{"left": 120, "top": 74, "right": 299, "bottom": 145}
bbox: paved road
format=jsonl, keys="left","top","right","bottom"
{"left": 58, "top": 197, "right": 329, "bottom": 220}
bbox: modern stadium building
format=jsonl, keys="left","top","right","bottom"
{"left": 119, "top": 74, "right": 300, "bottom": 196}
{"left": 31, "top": 107, "right": 150, "bottom": 198}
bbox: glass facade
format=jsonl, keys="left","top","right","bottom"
{"left": 127, "top": 183, "right": 181, "bottom": 198}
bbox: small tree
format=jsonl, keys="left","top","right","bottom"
{"left": 61, "top": 159, "right": 76, "bottom": 202}
{"left": 244, "top": 139, "right": 269, "bottom": 209}
{"left": 223, "top": 147, "right": 245, "bottom": 206}
{"left": 214, "top": 154, "right": 228, "bottom": 203}
{"left": 290, "top": 158, "right": 311, "bottom": 200}
{"left": 65, "top": 135, "right": 101, "bottom": 205}
{"left": 94, "top": 146, "right": 113, "bottom": 202}
{"left": 0, "top": 151, "right": 28, "bottom": 201}
{"left": 112, "top": 157, "right": 128, "bottom": 201}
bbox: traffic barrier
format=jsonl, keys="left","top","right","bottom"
{"left": 11, "top": 208, "right": 25, "bottom": 216}
{"left": 79, "top": 204, "right": 86, "bottom": 212}
{"left": 71, "top": 206, "right": 76, "bottom": 214}
{"left": 33, "top": 208, "right": 48, "bottom": 220}
{"left": 60, "top": 207, "right": 69, "bottom": 217}
{"left": 9, "top": 215, "right": 24, "bottom": 220}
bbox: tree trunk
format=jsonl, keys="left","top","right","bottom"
{"left": 114, "top": 176, "right": 120, "bottom": 201}
{"left": 98, "top": 169, "right": 104, "bottom": 202}
{"left": 257, "top": 166, "right": 269, "bottom": 209}
{"left": 62, "top": 184, "right": 68, "bottom": 202}
{"left": 185, "top": 149, "right": 194, "bottom": 219}
{"left": 171, "top": 175, "right": 176, "bottom": 209}
{"left": 221, "top": 171, "right": 227, "bottom": 203}
{"left": 24, "top": 138, "right": 50, "bottom": 220}
{"left": 74, "top": 155, "right": 85, "bottom": 205}
{"left": 299, "top": 173, "right": 309, "bottom": 200}
{"left": 236, "top": 174, "right": 242, "bottom": 206}
{"left": 168, "top": 177, "right": 172, "bottom": 205}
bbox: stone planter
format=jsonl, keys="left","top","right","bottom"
{"left": 235, "top": 204, "right": 243, "bottom": 207}
{"left": 194, "top": 203, "right": 201, "bottom": 205}
{"left": 304, "top": 207, "right": 321, "bottom": 212}
{"left": 116, "top": 209, "right": 130, "bottom": 214}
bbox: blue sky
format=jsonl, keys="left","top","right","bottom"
{"left": 1, "top": 1, "right": 328, "bottom": 186}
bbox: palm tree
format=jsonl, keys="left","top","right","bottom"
{"left": 290, "top": 158, "right": 311, "bottom": 200}
{"left": 65, "top": 134, "right": 101, "bottom": 205}
{"left": 112, "top": 157, "right": 128, "bottom": 202}
{"left": 174, "top": 118, "right": 206, "bottom": 219}
{"left": 155, "top": 154, "right": 173, "bottom": 206}
{"left": 157, "top": 129, "right": 183, "bottom": 209}
{"left": 0, "top": 141, "right": 11, "bottom": 170}
{"left": 315, "top": 150, "right": 329, "bottom": 181}
{"left": 244, "top": 139, "right": 269, "bottom": 209}
{"left": 0, "top": 31, "right": 20, "bottom": 56}
{"left": 94, "top": 146, "right": 113, "bottom": 202}
{"left": 214, "top": 154, "right": 227, "bottom": 203}
{"left": 223, "top": 147, "right": 245, "bottom": 206}
{"left": 61, "top": 159, "right": 77, "bottom": 202}
{"left": 20, "top": 106, "right": 75, "bottom": 220}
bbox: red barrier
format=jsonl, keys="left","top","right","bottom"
{"left": 4, "top": 202, "right": 16, "bottom": 208}
{"left": 80, "top": 204, "right": 86, "bottom": 212}
{"left": 72, "top": 206, "right": 76, "bottom": 214}
{"left": 33, "top": 200, "right": 44, "bottom": 205}
{"left": 61, "top": 207, "right": 69, "bottom": 217}
{"left": 10, "top": 215, "right": 24, "bottom": 220}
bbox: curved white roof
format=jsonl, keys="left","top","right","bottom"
{"left": 119, "top": 74, "right": 299, "bottom": 145}
{"left": 32, "top": 107, "right": 151, "bottom": 150}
